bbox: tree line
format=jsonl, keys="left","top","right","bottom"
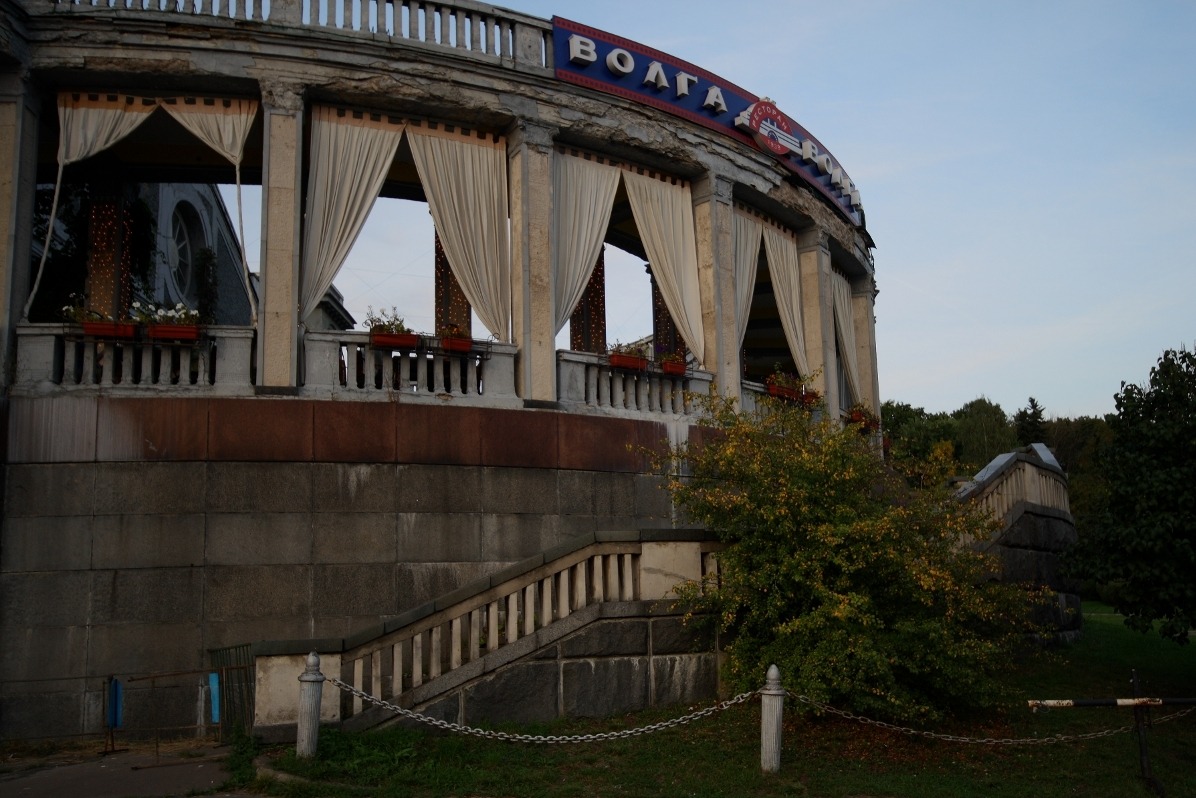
{"left": 882, "top": 346, "right": 1195, "bottom": 645}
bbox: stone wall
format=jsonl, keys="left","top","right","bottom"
{"left": 0, "top": 398, "right": 684, "bottom": 739}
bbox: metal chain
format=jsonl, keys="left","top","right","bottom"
{"left": 328, "top": 677, "right": 756, "bottom": 744}
{"left": 790, "top": 693, "right": 1194, "bottom": 746}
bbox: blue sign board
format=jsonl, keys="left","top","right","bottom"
{"left": 552, "top": 17, "right": 863, "bottom": 228}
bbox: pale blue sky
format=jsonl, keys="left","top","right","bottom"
{"left": 236, "top": 1, "right": 1195, "bottom": 419}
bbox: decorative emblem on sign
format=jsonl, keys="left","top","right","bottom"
{"left": 736, "top": 99, "right": 801, "bottom": 158}
{"left": 735, "top": 99, "right": 862, "bottom": 210}
{"left": 738, "top": 99, "right": 792, "bottom": 156}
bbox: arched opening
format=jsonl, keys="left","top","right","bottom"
{"left": 553, "top": 150, "right": 700, "bottom": 369}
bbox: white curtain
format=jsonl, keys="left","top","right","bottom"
{"left": 623, "top": 171, "right": 704, "bottom": 365}
{"left": 23, "top": 92, "right": 158, "bottom": 320}
{"left": 831, "top": 270, "right": 862, "bottom": 403}
{"left": 408, "top": 128, "right": 511, "bottom": 342}
{"left": 762, "top": 227, "right": 812, "bottom": 378}
{"left": 161, "top": 96, "right": 260, "bottom": 320}
{"left": 733, "top": 211, "right": 762, "bottom": 347}
{"left": 300, "top": 107, "right": 405, "bottom": 323}
{"left": 552, "top": 154, "right": 619, "bottom": 334}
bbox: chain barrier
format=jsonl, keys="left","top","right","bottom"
{"left": 325, "top": 676, "right": 1193, "bottom": 748}
{"left": 328, "top": 677, "right": 757, "bottom": 744}
{"left": 790, "top": 692, "right": 1195, "bottom": 746}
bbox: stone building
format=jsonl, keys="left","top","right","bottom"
{"left": 0, "top": 0, "right": 878, "bottom": 738}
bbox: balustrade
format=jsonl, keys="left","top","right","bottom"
{"left": 40, "top": 0, "right": 554, "bottom": 70}
{"left": 963, "top": 452, "right": 1071, "bottom": 524}
{"left": 557, "top": 350, "right": 713, "bottom": 417}
{"left": 339, "top": 544, "right": 642, "bottom": 722}
{"left": 12, "top": 323, "right": 254, "bottom": 395}
{"left": 302, "top": 330, "right": 519, "bottom": 404}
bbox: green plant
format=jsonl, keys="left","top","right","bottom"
{"left": 130, "top": 301, "right": 200, "bottom": 325}
{"left": 60, "top": 292, "right": 105, "bottom": 323}
{"left": 659, "top": 392, "right": 1045, "bottom": 723}
{"left": 609, "top": 339, "right": 648, "bottom": 358}
{"left": 765, "top": 365, "right": 803, "bottom": 390}
{"left": 657, "top": 348, "right": 685, "bottom": 365}
{"left": 845, "top": 402, "right": 880, "bottom": 433}
{"left": 363, "top": 306, "right": 414, "bottom": 334}
{"left": 1069, "top": 346, "right": 1196, "bottom": 643}
{"left": 437, "top": 321, "right": 467, "bottom": 338}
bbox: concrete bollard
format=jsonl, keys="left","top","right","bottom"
{"left": 760, "top": 664, "right": 784, "bottom": 773}
{"left": 296, "top": 651, "right": 326, "bottom": 759}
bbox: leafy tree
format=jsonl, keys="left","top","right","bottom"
{"left": 1071, "top": 346, "right": 1196, "bottom": 643}
{"left": 880, "top": 400, "right": 960, "bottom": 487}
{"left": 663, "top": 394, "right": 1043, "bottom": 722}
{"left": 1044, "top": 414, "right": 1112, "bottom": 537}
{"left": 952, "top": 397, "right": 1017, "bottom": 470}
{"left": 1013, "top": 397, "right": 1046, "bottom": 446}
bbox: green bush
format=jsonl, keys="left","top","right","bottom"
{"left": 662, "top": 394, "right": 1045, "bottom": 723}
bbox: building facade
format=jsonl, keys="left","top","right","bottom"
{"left": 0, "top": 0, "right": 878, "bottom": 739}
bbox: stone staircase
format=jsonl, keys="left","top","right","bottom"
{"left": 250, "top": 530, "right": 724, "bottom": 739}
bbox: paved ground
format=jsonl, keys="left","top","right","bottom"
{"left": 0, "top": 739, "right": 260, "bottom": 798}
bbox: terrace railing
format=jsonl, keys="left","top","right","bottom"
{"left": 38, "top": 0, "right": 555, "bottom": 71}
{"left": 12, "top": 323, "right": 255, "bottom": 395}
{"left": 557, "top": 350, "right": 714, "bottom": 418}
{"left": 302, "top": 330, "right": 520, "bottom": 405}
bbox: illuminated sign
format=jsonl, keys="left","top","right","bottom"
{"left": 552, "top": 18, "right": 862, "bottom": 226}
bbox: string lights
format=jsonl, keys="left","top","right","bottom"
{"left": 434, "top": 230, "right": 471, "bottom": 337}
{"left": 570, "top": 248, "right": 607, "bottom": 353}
{"left": 85, "top": 197, "right": 134, "bottom": 320}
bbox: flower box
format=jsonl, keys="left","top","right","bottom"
{"left": 371, "top": 331, "right": 421, "bottom": 350}
{"left": 661, "top": 360, "right": 686, "bottom": 376}
{"left": 609, "top": 353, "right": 648, "bottom": 371}
{"left": 439, "top": 336, "right": 473, "bottom": 353}
{"left": 82, "top": 321, "right": 137, "bottom": 340}
{"left": 146, "top": 323, "right": 200, "bottom": 342}
{"left": 767, "top": 384, "right": 800, "bottom": 401}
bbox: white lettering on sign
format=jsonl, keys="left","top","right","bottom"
{"left": 675, "top": 72, "right": 697, "bottom": 97}
{"left": 643, "top": 61, "right": 669, "bottom": 90}
{"left": 606, "top": 48, "right": 635, "bottom": 76}
{"left": 702, "top": 86, "right": 727, "bottom": 114}
{"left": 562, "top": 33, "right": 863, "bottom": 216}
{"left": 568, "top": 34, "right": 597, "bottom": 66}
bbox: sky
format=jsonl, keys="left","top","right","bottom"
{"left": 228, "top": 0, "right": 1195, "bottom": 419}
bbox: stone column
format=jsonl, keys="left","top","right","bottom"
{"left": 692, "top": 174, "right": 738, "bottom": 394}
{"left": 796, "top": 229, "right": 837, "bottom": 414}
{"left": 851, "top": 273, "right": 880, "bottom": 411}
{"left": 507, "top": 120, "right": 556, "bottom": 402}
{"left": 257, "top": 81, "right": 305, "bottom": 388}
{"left": 0, "top": 73, "right": 39, "bottom": 389}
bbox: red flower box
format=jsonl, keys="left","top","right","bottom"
{"left": 767, "top": 384, "right": 800, "bottom": 401}
{"left": 146, "top": 324, "right": 200, "bottom": 342}
{"left": 82, "top": 321, "right": 137, "bottom": 340}
{"left": 609, "top": 353, "right": 648, "bottom": 371}
{"left": 661, "top": 360, "right": 686, "bottom": 376}
{"left": 371, "top": 331, "right": 420, "bottom": 350}
{"left": 439, "top": 336, "right": 473, "bottom": 353}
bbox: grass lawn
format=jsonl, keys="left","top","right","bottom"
{"left": 240, "top": 604, "right": 1195, "bottom": 797}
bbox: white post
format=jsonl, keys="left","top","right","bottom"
{"left": 296, "top": 652, "right": 325, "bottom": 759}
{"left": 760, "top": 664, "right": 784, "bottom": 773}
